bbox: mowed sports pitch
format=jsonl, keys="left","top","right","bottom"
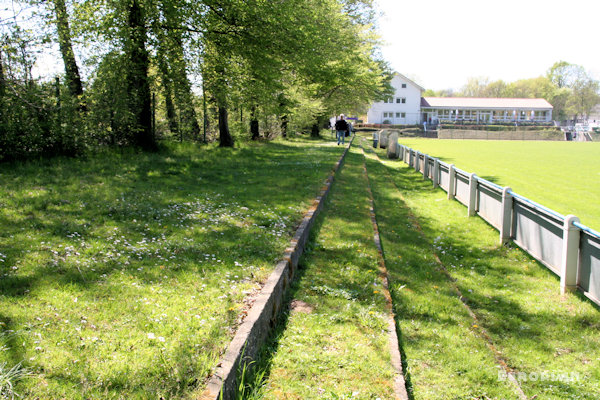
{"left": 397, "top": 139, "right": 600, "bottom": 231}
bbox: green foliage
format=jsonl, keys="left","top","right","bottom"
{"left": 0, "top": 29, "right": 87, "bottom": 161}
{"left": 1, "top": 0, "right": 391, "bottom": 156}
{"left": 86, "top": 51, "right": 136, "bottom": 146}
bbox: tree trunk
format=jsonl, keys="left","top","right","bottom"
{"left": 250, "top": 105, "right": 259, "bottom": 140}
{"left": 126, "top": 0, "right": 155, "bottom": 150}
{"left": 281, "top": 114, "right": 288, "bottom": 138}
{"left": 157, "top": 52, "right": 179, "bottom": 135}
{"left": 0, "top": 50, "right": 5, "bottom": 107}
{"left": 218, "top": 106, "right": 234, "bottom": 147}
{"left": 277, "top": 94, "right": 288, "bottom": 138}
{"left": 159, "top": 0, "right": 200, "bottom": 140}
{"left": 311, "top": 123, "right": 320, "bottom": 137}
{"left": 311, "top": 113, "right": 329, "bottom": 138}
{"left": 53, "top": 0, "right": 84, "bottom": 101}
{"left": 181, "top": 97, "right": 201, "bottom": 139}
{"left": 202, "top": 81, "right": 208, "bottom": 143}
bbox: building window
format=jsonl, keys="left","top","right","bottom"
{"left": 401, "top": 112, "right": 406, "bottom": 118}
{"left": 384, "top": 97, "right": 393, "bottom": 103}
{"left": 401, "top": 98, "right": 406, "bottom": 104}
{"left": 401, "top": 83, "right": 407, "bottom": 88}
{"left": 396, "top": 98, "right": 401, "bottom": 103}
{"left": 395, "top": 112, "right": 401, "bottom": 118}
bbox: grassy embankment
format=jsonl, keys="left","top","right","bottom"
{"left": 0, "top": 137, "right": 344, "bottom": 399}
{"left": 364, "top": 138, "right": 600, "bottom": 399}
{"left": 396, "top": 138, "right": 600, "bottom": 230}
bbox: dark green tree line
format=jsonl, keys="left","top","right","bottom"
{"left": 0, "top": 0, "right": 391, "bottom": 160}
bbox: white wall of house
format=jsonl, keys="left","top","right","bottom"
{"left": 367, "top": 74, "right": 422, "bottom": 125}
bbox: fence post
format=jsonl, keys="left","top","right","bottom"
{"left": 448, "top": 164, "right": 456, "bottom": 200}
{"left": 433, "top": 159, "right": 440, "bottom": 188}
{"left": 500, "top": 187, "right": 513, "bottom": 245}
{"left": 468, "top": 173, "right": 478, "bottom": 216}
{"left": 448, "top": 164, "right": 455, "bottom": 200}
{"left": 560, "top": 215, "right": 580, "bottom": 294}
{"left": 414, "top": 152, "right": 420, "bottom": 172}
{"left": 423, "top": 155, "right": 429, "bottom": 180}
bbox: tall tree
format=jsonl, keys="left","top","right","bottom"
{"left": 460, "top": 77, "right": 490, "bottom": 97}
{"left": 157, "top": 0, "right": 200, "bottom": 139}
{"left": 156, "top": 43, "right": 179, "bottom": 136}
{"left": 567, "top": 76, "right": 600, "bottom": 121}
{"left": 125, "top": 0, "right": 155, "bottom": 150}
{"left": 0, "top": 49, "right": 5, "bottom": 107}
{"left": 52, "top": 0, "right": 84, "bottom": 101}
{"left": 547, "top": 61, "right": 584, "bottom": 89}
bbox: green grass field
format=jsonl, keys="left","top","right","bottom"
{"left": 2, "top": 135, "right": 599, "bottom": 399}
{"left": 363, "top": 138, "right": 600, "bottom": 399}
{"left": 396, "top": 139, "right": 600, "bottom": 231}
{"left": 0, "top": 138, "right": 344, "bottom": 399}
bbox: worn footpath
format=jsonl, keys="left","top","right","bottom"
{"left": 252, "top": 145, "right": 401, "bottom": 399}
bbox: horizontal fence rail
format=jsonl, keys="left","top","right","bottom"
{"left": 397, "top": 143, "right": 600, "bottom": 307}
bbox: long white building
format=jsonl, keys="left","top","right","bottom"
{"left": 421, "top": 97, "right": 553, "bottom": 123}
{"left": 366, "top": 73, "right": 553, "bottom": 125}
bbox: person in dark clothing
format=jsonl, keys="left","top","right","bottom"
{"left": 335, "top": 114, "right": 348, "bottom": 145}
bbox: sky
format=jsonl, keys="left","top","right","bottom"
{"left": 2, "top": 0, "right": 599, "bottom": 90}
{"left": 374, "top": 0, "right": 600, "bottom": 91}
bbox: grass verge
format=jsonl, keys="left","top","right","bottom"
{"left": 248, "top": 145, "right": 397, "bottom": 399}
{"left": 0, "top": 137, "right": 344, "bottom": 399}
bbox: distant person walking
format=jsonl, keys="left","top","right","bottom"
{"left": 335, "top": 114, "right": 348, "bottom": 145}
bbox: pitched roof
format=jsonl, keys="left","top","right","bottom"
{"left": 394, "top": 73, "right": 425, "bottom": 92}
{"left": 421, "top": 97, "right": 553, "bottom": 109}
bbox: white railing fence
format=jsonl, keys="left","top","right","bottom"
{"left": 397, "top": 144, "right": 600, "bottom": 307}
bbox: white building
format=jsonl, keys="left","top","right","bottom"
{"left": 421, "top": 97, "right": 553, "bottom": 124}
{"left": 366, "top": 73, "right": 423, "bottom": 125}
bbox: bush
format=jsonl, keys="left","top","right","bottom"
{"left": 0, "top": 78, "right": 88, "bottom": 162}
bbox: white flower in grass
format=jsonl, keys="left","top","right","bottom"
{"left": 158, "top": 336, "right": 165, "bottom": 342}
{"left": 147, "top": 332, "right": 156, "bottom": 340}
